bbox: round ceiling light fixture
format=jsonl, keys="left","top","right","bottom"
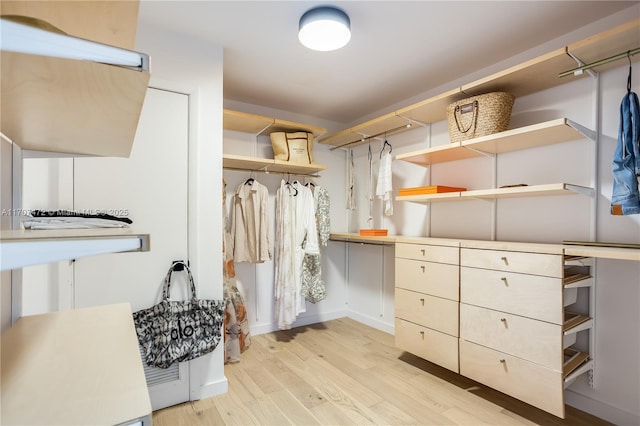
{"left": 298, "top": 6, "right": 351, "bottom": 52}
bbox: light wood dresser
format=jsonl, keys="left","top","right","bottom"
{"left": 393, "top": 238, "right": 595, "bottom": 418}
{"left": 394, "top": 238, "right": 461, "bottom": 373}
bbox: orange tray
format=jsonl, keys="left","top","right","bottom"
{"left": 359, "top": 229, "right": 388, "bottom": 236}
{"left": 398, "top": 185, "right": 466, "bottom": 196}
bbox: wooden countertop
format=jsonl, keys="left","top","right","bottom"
{"left": 329, "top": 233, "right": 640, "bottom": 261}
{"left": 1, "top": 303, "right": 152, "bottom": 425}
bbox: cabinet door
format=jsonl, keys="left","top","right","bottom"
{"left": 72, "top": 87, "right": 189, "bottom": 410}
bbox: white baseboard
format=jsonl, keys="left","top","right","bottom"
{"left": 565, "top": 389, "right": 639, "bottom": 426}
{"left": 196, "top": 375, "right": 228, "bottom": 400}
{"left": 346, "top": 311, "right": 394, "bottom": 334}
{"left": 250, "top": 309, "right": 348, "bottom": 336}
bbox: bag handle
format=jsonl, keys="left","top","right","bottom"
{"left": 162, "top": 260, "right": 197, "bottom": 301}
{"left": 454, "top": 100, "right": 479, "bottom": 134}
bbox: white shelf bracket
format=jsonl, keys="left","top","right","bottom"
{"left": 566, "top": 119, "right": 596, "bottom": 142}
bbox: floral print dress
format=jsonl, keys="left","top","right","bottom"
{"left": 223, "top": 180, "right": 251, "bottom": 363}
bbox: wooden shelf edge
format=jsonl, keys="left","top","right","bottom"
{"left": 223, "top": 154, "right": 326, "bottom": 175}
{"left": 223, "top": 109, "right": 326, "bottom": 137}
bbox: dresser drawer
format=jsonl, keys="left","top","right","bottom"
{"left": 461, "top": 267, "right": 562, "bottom": 324}
{"left": 460, "top": 304, "right": 562, "bottom": 370}
{"left": 395, "top": 288, "right": 459, "bottom": 336}
{"left": 395, "top": 319, "right": 459, "bottom": 373}
{"left": 460, "top": 340, "right": 564, "bottom": 418}
{"left": 396, "top": 243, "right": 459, "bottom": 265}
{"left": 461, "top": 248, "right": 563, "bottom": 278}
{"left": 396, "top": 258, "right": 459, "bottom": 300}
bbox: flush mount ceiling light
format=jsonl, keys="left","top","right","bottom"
{"left": 298, "top": 6, "right": 351, "bottom": 52}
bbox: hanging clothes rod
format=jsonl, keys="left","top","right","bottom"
{"left": 559, "top": 47, "right": 640, "bottom": 78}
{"left": 222, "top": 166, "right": 320, "bottom": 178}
{"left": 329, "top": 122, "right": 413, "bottom": 151}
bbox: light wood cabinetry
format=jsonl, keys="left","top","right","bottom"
{"left": 1, "top": 303, "right": 152, "bottom": 425}
{"left": 394, "top": 240, "right": 460, "bottom": 373}
{"left": 0, "top": 0, "right": 140, "bottom": 49}
{"left": 1, "top": 1, "right": 150, "bottom": 157}
{"left": 459, "top": 243, "right": 593, "bottom": 418}
{"left": 223, "top": 109, "right": 327, "bottom": 176}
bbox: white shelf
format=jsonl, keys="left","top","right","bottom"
{"left": 1, "top": 303, "right": 152, "bottom": 425}
{"left": 0, "top": 228, "right": 150, "bottom": 271}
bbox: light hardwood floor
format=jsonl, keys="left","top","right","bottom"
{"left": 153, "top": 318, "right": 611, "bottom": 425}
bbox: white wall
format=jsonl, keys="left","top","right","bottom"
{"left": 135, "top": 20, "right": 225, "bottom": 401}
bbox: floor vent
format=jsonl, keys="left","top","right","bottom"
{"left": 138, "top": 345, "right": 180, "bottom": 387}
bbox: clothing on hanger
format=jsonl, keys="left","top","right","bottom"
{"left": 222, "top": 179, "right": 251, "bottom": 363}
{"left": 347, "top": 149, "right": 356, "bottom": 210}
{"left": 231, "top": 178, "right": 272, "bottom": 262}
{"left": 376, "top": 140, "right": 394, "bottom": 216}
{"left": 274, "top": 179, "right": 319, "bottom": 329}
{"left": 301, "top": 183, "right": 330, "bottom": 304}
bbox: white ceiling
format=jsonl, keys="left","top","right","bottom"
{"left": 138, "top": 1, "right": 637, "bottom": 125}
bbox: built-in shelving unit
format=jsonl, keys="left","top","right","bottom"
{"left": 395, "top": 118, "right": 596, "bottom": 203}
{"left": 223, "top": 109, "right": 328, "bottom": 176}
{"left": 318, "top": 20, "right": 638, "bottom": 150}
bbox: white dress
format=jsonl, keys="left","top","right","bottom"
{"left": 274, "top": 180, "right": 319, "bottom": 329}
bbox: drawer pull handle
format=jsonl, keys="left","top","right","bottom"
{"left": 420, "top": 265, "right": 426, "bottom": 272}
{"left": 501, "top": 277, "right": 508, "bottom": 286}
{"left": 501, "top": 256, "right": 509, "bottom": 265}
{"left": 419, "top": 298, "right": 425, "bottom": 306}
{"left": 500, "top": 318, "right": 508, "bottom": 328}
{"left": 419, "top": 331, "right": 425, "bottom": 339}
{"left": 499, "top": 359, "right": 506, "bottom": 363}
{"left": 420, "top": 249, "right": 426, "bottom": 256}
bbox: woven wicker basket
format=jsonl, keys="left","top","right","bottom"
{"left": 446, "top": 92, "right": 515, "bottom": 143}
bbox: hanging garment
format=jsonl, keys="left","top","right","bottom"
{"left": 611, "top": 91, "right": 640, "bottom": 215}
{"left": 231, "top": 179, "right": 272, "bottom": 262}
{"left": 274, "top": 180, "right": 319, "bottom": 329}
{"left": 222, "top": 180, "right": 250, "bottom": 363}
{"left": 301, "top": 184, "right": 331, "bottom": 303}
{"left": 346, "top": 149, "right": 356, "bottom": 210}
{"left": 314, "top": 185, "right": 331, "bottom": 247}
{"left": 376, "top": 143, "right": 394, "bottom": 216}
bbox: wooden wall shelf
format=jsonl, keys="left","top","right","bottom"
{"left": 395, "top": 183, "right": 594, "bottom": 204}
{"left": 223, "top": 154, "right": 327, "bottom": 176}
{"left": 319, "top": 19, "right": 638, "bottom": 150}
{"left": 396, "top": 118, "right": 592, "bottom": 166}
{"left": 223, "top": 109, "right": 326, "bottom": 137}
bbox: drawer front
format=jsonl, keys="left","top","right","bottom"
{"left": 460, "top": 304, "right": 562, "bottom": 370}
{"left": 395, "top": 318, "right": 459, "bottom": 373}
{"left": 461, "top": 267, "right": 562, "bottom": 324}
{"left": 395, "top": 258, "right": 459, "bottom": 300}
{"left": 396, "top": 243, "right": 459, "bottom": 265}
{"left": 395, "top": 288, "right": 459, "bottom": 336}
{"left": 460, "top": 340, "right": 564, "bottom": 418}
{"left": 461, "top": 248, "right": 563, "bottom": 277}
